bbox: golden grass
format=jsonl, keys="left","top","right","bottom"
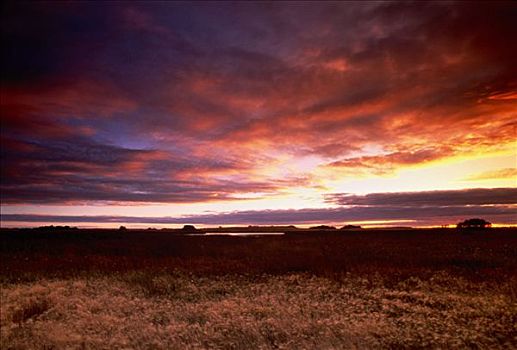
{"left": 2, "top": 272, "right": 516, "bottom": 349}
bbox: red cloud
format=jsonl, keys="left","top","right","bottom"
{"left": 1, "top": 2, "right": 515, "bottom": 208}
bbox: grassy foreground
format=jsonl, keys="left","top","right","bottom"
{"left": 1, "top": 228, "right": 516, "bottom": 349}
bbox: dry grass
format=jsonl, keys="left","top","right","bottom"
{"left": 1, "top": 272, "right": 516, "bottom": 349}
{"left": 1, "top": 228, "right": 516, "bottom": 348}
{"left": 10, "top": 297, "right": 50, "bottom": 324}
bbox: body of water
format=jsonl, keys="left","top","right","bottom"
{"left": 203, "top": 232, "right": 285, "bottom": 236}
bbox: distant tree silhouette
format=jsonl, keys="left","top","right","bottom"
{"left": 456, "top": 218, "right": 492, "bottom": 229}
{"left": 35, "top": 225, "right": 78, "bottom": 231}
{"left": 119, "top": 226, "right": 127, "bottom": 231}
{"left": 181, "top": 225, "right": 197, "bottom": 232}
{"left": 340, "top": 224, "right": 362, "bottom": 230}
{"left": 309, "top": 225, "right": 336, "bottom": 230}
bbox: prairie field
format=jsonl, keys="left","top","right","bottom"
{"left": 1, "top": 228, "right": 516, "bottom": 349}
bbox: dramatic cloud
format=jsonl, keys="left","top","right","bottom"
{"left": 324, "top": 188, "right": 517, "bottom": 207}
{"left": 1, "top": 2, "right": 516, "bottom": 225}
{"left": 0, "top": 135, "right": 291, "bottom": 204}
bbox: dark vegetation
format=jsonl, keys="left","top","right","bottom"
{"left": 457, "top": 218, "right": 492, "bottom": 229}
{"left": 181, "top": 224, "right": 201, "bottom": 233}
{"left": 1, "top": 228, "right": 516, "bottom": 285}
{"left": 10, "top": 298, "right": 50, "bottom": 324}
{"left": 33, "top": 225, "right": 79, "bottom": 231}
{"left": 341, "top": 224, "right": 362, "bottom": 230}
{"left": 309, "top": 225, "right": 336, "bottom": 230}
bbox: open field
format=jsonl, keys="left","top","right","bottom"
{"left": 1, "top": 228, "right": 516, "bottom": 349}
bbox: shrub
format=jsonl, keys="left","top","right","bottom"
{"left": 456, "top": 218, "right": 492, "bottom": 229}
{"left": 309, "top": 225, "right": 336, "bottom": 230}
{"left": 341, "top": 225, "right": 362, "bottom": 230}
{"left": 181, "top": 225, "right": 197, "bottom": 232}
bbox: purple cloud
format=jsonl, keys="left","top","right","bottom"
{"left": 3, "top": 188, "right": 515, "bottom": 227}
{"left": 1, "top": 2, "right": 515, "bottom": 222}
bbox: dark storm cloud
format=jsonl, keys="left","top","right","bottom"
{"left": 324, "top": 188, "right": 517, "bottom": 207}
{"left": 1, "top": 2, "right": 117, "bottom": 82}
{"left": 1, "top": 1, "right": 516, "bottom": 207}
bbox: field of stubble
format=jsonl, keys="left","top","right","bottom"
{"left": 1, "top": 228, "right": 516, "bottom": 349}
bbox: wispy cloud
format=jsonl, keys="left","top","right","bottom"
{"left": 464, "top": 168, "right": 517, "bottom": 182}
{"left": 3, "top": 188, "right": 515, "bottom": 227}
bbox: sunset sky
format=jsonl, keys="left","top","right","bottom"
{"left": 1, "top": 1, "right": 516, "bottom": 228}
